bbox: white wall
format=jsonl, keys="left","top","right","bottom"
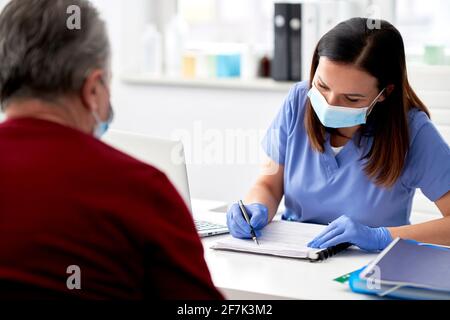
{"left": 91, "top": 0, "right": 450, "bottom": 215}
{"left": 111, "top": 82, "right": 286, "bottom": 203}
{"left": 109, "top": 73, "right": 450, "bottom": 212}
{"left": 92, "top": 0, "right": 284, "bottom": 202}
{"left": 0, "top": 0, "right": 446, "bottom": 215}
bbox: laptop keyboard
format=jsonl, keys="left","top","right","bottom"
{"left": 194, "top": 219, "right": 226, "bottom": 231}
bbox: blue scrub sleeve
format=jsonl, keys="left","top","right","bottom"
{"left": 261, "top": 85, "right": 298, "bottom": 165}
{"left": 401, "top": 119, "right": 450, "bottom": 201}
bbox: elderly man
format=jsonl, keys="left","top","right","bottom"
{"left": 0, "top": 0, "right": 223, "bottom": 299}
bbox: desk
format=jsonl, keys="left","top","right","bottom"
{"left": 192, "top": 198, "right": 441, "bottom": 300}
{"left": 191, "top": 199, "right": 379, "bottom": 300}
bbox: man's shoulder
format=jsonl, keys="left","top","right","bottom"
{"left": 90, "top": 136, "right": 168, "bottom": 182}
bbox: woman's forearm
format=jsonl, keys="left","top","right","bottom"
{"left": 244, "top": 159, "right": 284, "bottom": 222}
{"left": 388, "top": 216, "right": 450, "bottom": 246}
{"left": 245, "top": 181, "right": 283, "bottom": 222}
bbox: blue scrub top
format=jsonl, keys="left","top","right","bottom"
{"left": 262, "top": 81, "right": 450, "bottom": 227}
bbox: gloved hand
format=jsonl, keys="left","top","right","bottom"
{"left": 307, "top": 215, "right": 393, "bottom": 252}
{"left": 226, "top": 203, "right": 269, "bottom": 239}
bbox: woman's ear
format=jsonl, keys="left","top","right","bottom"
{"left": 379, "top": 84, "right": 395, "bottom": 102}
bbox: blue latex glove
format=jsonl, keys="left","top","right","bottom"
{"left": 226, "top": 203, "right": 268, "bottom": 239}
{"left": 307, "top": 215, "right": 393, "bottom": 252}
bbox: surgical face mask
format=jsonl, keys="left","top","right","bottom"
{"left": 92, "top": 78, "right": 114, "bottom": 138}
{"left": 307, "top": 82, "right": 385, "bottom": 128}
{"left": 92, "top": 105, "right": 114, "bottom": 138}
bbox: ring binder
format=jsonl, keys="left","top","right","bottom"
{"left": 212, "top": 221, "right": 351, "bottom": 261}
{"left": 310, "top": 242, "right": 352, "bottom": 262}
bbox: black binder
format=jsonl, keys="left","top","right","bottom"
{"left": 311, "top": 242, "right": 352, "bottom": 262}
{"left": 272, "top": 3, "right": 302, "bottom": 81}
{"left": 272, "top": 2, "right": 290, "bottom": 81}
{"left": 289, "top": 3, "right": 302, "bottom": 81}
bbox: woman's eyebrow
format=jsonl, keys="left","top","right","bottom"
{"left": 318, "top": 76, "right": 366, "bottom": 98}
{"left": 345, "top": 92, "right": 366, "bottom": 98}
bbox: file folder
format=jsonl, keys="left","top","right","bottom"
{"left": 349, "top": 238, "right": 450, "bottom": 299}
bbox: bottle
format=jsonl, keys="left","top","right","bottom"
{"left": 140, "top": 24, "right": 162, "bottom": 76}
{"left": 258, "top": 54, "right": 271, "bottom": 78}
{"left": 182, "top": 51, "right": 197, "bottom": 78}
{"left": 164, "top": 15, "right": 188, "bottom": 77}
{"left": 241, "top": 44, "right": 258, "bottom": 80}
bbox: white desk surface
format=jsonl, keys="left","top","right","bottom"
{"left": 191, "top": 198, "right": 441, "bottom": 300}
{"left": 191, "top": 199, "right": 378, "bottom": 300}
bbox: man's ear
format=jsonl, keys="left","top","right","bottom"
{"left": 80, "top": 69, "right": 104, "bottom": 113}
{"left": 378, "top": 84, "right": 395, "bottom": 102}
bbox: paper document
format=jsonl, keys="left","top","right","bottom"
{"left": 211, "top": 220, "right": 326, "bottom": 260}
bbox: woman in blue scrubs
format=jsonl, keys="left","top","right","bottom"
{"left": 227, "top": 18, "right": 450, "bottom": 251}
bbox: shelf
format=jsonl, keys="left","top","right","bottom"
{"left": 120, "top": 73, "right": 297, "bottom": 92}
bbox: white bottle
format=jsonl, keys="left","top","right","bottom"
{"left": 140, "top": 24, "right": 162, "bottom": 76}
{"left": 241, "top": 44, "right": 258, "bottom": 80}
{"left": 164, "top": 15, "right": 188, "bottom": 78}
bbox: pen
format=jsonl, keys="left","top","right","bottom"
{"left": 238, "top": 200, "right": 259, "bottom": 246}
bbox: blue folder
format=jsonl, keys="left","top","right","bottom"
{"left": 348, "top": 238, "right": 450, "bottom": 300}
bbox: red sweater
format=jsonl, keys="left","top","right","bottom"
{"left": 0, "top": 117, "right": 223, "bottom": 300}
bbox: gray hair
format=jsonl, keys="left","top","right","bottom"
{"left": 0, "top": 0, "right": 110, "bottom": 108}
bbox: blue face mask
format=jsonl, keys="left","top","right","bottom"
{"left": 93, "top": 105, "right": 114, "bottom": 138}
{"left": 92, "top": 77, "right": 114, "bottom": 138}
{"left": 307, "top": 82, "right": 385, "bottom": 128}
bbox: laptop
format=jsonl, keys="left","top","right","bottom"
{"left": 102, "top": 129, "right": 229, "bottom": 237}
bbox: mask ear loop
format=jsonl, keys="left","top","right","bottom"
{"left": 99, "top": 78, "right": 114, "bottom": 123}
{"left": 365, "top": 88, "right": 386, "bottom": 120}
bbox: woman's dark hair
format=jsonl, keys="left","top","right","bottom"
{"left": 304, "top": 17, "right": 430, "bottom": 188}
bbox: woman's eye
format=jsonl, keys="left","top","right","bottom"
{"left": 346, "top": 97, "right": 359, "bottom": 103}
{"left": 318, "top": 82, "right": 328, "bottom": 90}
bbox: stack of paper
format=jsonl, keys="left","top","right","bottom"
{"left": 211, "top": 220, "right": 326, "bottom": 260}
